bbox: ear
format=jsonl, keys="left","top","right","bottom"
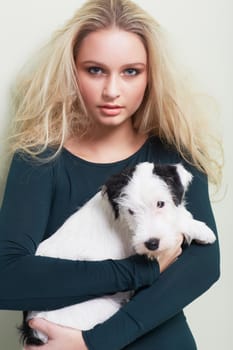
{"left": 175, "top": 164, "right": 193, "bottom": 191}
{"left": 101, "top": 166, "right": 136, "bottom": 218}
{"left": 153, "top": 163, "right": 189, "bottom": 206}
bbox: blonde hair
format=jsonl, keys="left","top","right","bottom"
{"left": 9, "top": 0, "right": 222, "bottom": 185}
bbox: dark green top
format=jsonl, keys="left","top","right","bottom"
{"left": 0, "top": 136, "right": 220, "bottom": 350}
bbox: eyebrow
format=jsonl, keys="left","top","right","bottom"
{"left": 79, "top": 60, "right": 147, "bottom": 68}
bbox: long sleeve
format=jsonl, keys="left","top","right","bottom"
{"left": 0, "top": 153, "right": 158, "bottom": 310}
{"left": 83, "top": 164, "right": 220, "bottom": 350}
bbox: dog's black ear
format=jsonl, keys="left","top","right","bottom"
{"left": 153, "top": 163, "right": 192, "bottom": 206}
{"left": 102, "top": 166, "right": 136, "bottom": 218}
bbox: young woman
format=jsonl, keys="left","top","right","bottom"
{"left": 0, "top": 0, "right": 221, "bottom": 349}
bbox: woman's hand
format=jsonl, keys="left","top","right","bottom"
{"left": 24, "top": 318, "right": 88, "bottom": 350}
{"left": 157, "top": 234, "right": 184, "bottom": 273}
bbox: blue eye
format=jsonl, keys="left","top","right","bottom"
{"left": 87, "top": 67, "right": 103, "bottom": 75}
{"left": 124, "top": 68, "right": 139, "bottom": 76}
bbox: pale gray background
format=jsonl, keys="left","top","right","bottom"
{"left": 0, "top": 1, "right": 232, "bottom": 349}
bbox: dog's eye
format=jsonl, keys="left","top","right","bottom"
{"left": 157, "top": 201, "right": 165, "bottom": 208}
{"left": 128, "top": 209, "right": 134, "bottom": 215}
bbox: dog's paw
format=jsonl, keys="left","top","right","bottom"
{"left": 194, "top": 222, "right": 216, "bottom": 244}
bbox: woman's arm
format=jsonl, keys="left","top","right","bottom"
{"left": 82, "top": 165, "right": 220, "bottom": 350}
{"left": 0, "top": 153, "right": 158, "bottom": 310}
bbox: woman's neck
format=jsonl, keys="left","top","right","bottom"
{"left": 64, "top": 123, "right": 148, "bottom": 163}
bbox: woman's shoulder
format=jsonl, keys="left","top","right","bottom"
{"left": 148, "top": 136, "right": 207, "bottom": 181}
{"left": 11, "top": 147, "right": 59, "bottom": 167}
{"left": 7, "top": 147, "right": 60, "bottom": 184}
{"left": 1, "top": 148, "right": 57, "bottom": 207}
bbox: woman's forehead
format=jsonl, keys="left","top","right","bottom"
{"left": 76, "top": 28, "right": 147, "bottom": 66}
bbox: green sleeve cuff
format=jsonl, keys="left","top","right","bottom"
{"left": 119, "top": 255, "right": 159, "bottom": 290}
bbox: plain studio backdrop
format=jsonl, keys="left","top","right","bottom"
{"left": 0, "top": 1, "right": 232, "bottom": 349}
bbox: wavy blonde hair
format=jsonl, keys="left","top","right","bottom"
{"left": 9, "top": 0, "right": 222, "bottom": 185}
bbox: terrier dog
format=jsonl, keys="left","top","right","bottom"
{"left": 20, "top": 162, "right": 216, "bottom": 345}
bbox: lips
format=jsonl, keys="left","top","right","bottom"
{"left": 99, "top": 104, "right": 123, "bottom": 109}
{"left": 98, "top": 104, "right": 124, "bottom": 116}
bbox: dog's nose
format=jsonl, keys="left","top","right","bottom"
{"left": 145, "top": 238, "right": 160, "bottom": 251}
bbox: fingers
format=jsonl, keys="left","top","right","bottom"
{"left": 24, "top": 319, "right": 51, "bottom": 350}
{"left": 29, "top": 318, "right": 50, "bottom": 335}
{"left": 157, "top": 236, "right": 183, "bottom": 273}
{"left": 176, "top": 233, "right": 184, "bottom": 245}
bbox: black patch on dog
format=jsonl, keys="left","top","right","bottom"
{"left": 18, "top": 311, "right": 44, "bottom": 346}
{"left": 103, "top": 166, "right": 136, "bottom": 218}
{"left": 153, "top": 164, "right": 184, "bottom": 206}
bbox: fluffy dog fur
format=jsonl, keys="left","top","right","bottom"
{"left": 19, "top": 162, "right": 216, "bottom": 345}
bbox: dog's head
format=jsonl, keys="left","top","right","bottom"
{"left": 102, "top": 162, "right": 192, "bottom": 257}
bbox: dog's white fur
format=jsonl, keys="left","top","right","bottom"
{"left": 27, "top": 162, "right": 216, "bottom": 342}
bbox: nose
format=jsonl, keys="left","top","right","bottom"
{"left": 144, "top": 238, "right": 160, "bottom": 251}
{"left": 102, "top": 75, "right": 120, "bottom": 99}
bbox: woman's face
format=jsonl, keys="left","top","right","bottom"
{"left": 75, "top": 28, "right": 148, "bottom": 129}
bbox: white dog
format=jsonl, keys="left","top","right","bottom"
{"left": 20, "top": 162, "right": 216, "bottom": 345}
